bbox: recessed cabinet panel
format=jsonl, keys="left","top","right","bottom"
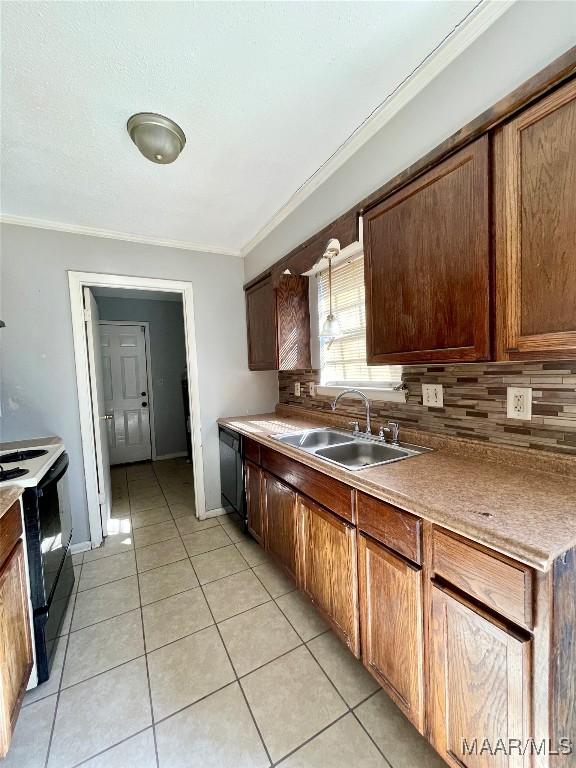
{"left": 245, "top": 460, "right": 264, "bottom": 547}
{"left": 298, "top": 497, "right": 359, "bottom": 656}
{"left": 358, "top": 534, "right": 424, "bottom": 730}
{"left": 364, "top": 137, "right": 490, "bottom": 364}
{"left": 245, "top": 276, "right": 278, "bottom": 370}
{"left": 429, "top": 585, "right": 531, "bottom": 768}
{"left": 263, "top": 472, "right": 298, "bottom": 579}
{"left": 495, "top": 80, "right": 576, "bottom": 359}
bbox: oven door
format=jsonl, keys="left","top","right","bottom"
{"left": 37, "top": 452, "right": 73, "bottom": 603}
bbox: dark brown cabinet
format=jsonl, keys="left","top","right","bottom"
{"left": 263, "top": 472, "right": 298, "bottom": 579}
{"left": 0, "top": 504, "right": 33, "bottom": 758}
{"left": 429, "top": 584, "right": 531, "bottom": 768}
{"left": 363, "top": 137, "right": 490, "bottom": 364}
{"left": 358, "top": 534, "right": 424, "bottom": 730}
{"left": 245, "top": 460, "right": 264, "bottom": 547}
{"left": 298, "top": 497, "right": 359, "bottom": 656}
{"left": 245, "top": 274, "right": 311, "bottom": 371}
{"left": 495, "top": 79, "right": 576, "bottom": 361}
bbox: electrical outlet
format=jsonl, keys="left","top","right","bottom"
{"left": 309, "top": 382, "right": 316, "bottom": 397}
{"left": 507, "top": 386, "right": 532, "bottom": 420}
{"left": 422, "top": 383, "right": 444, "bottom": 408}
{"left": 294, "top": 382, "right": 301, "bottom": 397}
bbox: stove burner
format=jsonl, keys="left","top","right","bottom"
{"left": 0, "top": 467, "right": 29, "bottom": 482}
{"left": 0, "top": 449, "right": 49, "bottom": 464}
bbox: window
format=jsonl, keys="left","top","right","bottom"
{"left": 317, "top": 254, "right": 401, "bottom": 388}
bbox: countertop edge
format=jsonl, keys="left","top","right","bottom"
{"left": 218, "top": 414, "right": 562, "bottom": 572}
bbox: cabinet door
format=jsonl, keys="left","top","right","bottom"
{"left": 245, "top": 276, "right": 278, "bottom": 370}
{"left": 299, "top": 497, "right": 359, "bottom": 656}
{"left": 245, "top": 460, "right": 264, "bottom": 547}
{"left": 0, "top": 542, "right": 33, "bottom": 758}
{"left": 495, "top": 80, "right": 576, "bottom": 360}
{"left": 429, "top": 585, "right": 531, "bottom": 768}
{"left": 276, "top": 275, "right": 311, "bottom": 370}
{"left": 364, "top": 137, "right": 490, "bottom": 364}
{"left": 263, "top": 473, "right": 298, "bottom": 579}
{"left": 358, "top": 534, "right": 424, "bottom": 730}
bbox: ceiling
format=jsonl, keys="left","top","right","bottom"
{"left": 1, "top": 1, "right": 481, "bottom": 255}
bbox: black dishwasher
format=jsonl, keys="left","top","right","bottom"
{"left": 219, "top": 426, "right": 246, "bottom": 526}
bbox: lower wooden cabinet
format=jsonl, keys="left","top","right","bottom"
{"left": 358, "top": 534, "right": 424, "bottom": 730}
{"left": 263, "top": 472, "right": 298, "bottom": 579}
{"left": 298, "top": 497, "right": 359, "bottom": 656}
{"left": 429, "top": 584, "right": 531, "bottom": 768}
{"left": 0, "top": 540, "right": 33, "bottom": 758}
{"left": 245, "top": 460, "right": 264, "bottom": 547}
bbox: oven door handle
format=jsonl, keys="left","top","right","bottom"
{"left": 37, "top": 452, "right": 69, "bottom": 494}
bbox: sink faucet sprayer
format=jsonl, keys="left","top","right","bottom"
{"left": 331, "top": 389, "right": 372, "bottom": 435}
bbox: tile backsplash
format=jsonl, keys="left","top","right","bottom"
{"left": 279, "top": 363, "right": 576, "bottom": 455}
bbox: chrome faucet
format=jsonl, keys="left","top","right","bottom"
{"left": 378, "top": 421, "right": 400, "bottom": 445}
{"left": 331, "top": 389, "right": 372, "bottom": 435}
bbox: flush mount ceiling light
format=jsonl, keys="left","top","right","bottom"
{"left": 320, "top": 238, "right": 342, "bottom": 340}
{"left": 127, "top": 113, "right": 186, "bottom": 164}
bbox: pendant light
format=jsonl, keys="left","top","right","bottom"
{"left": 320, "top": 239, "right": 342, "bottom": 340}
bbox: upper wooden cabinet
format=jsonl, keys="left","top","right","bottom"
{"left": 245, "top": 274, "right": 311, "bottom": 371}
{"left": 364, "top": 137, "right": 490, "bottom": 364}
{"left": 495, "top": 80, "right": 576, "bottom": 360}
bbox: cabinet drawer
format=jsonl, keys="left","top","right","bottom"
{"left": 357, "top": 493, "right": 421, "bottom": 564}
{"left": 243, "top": 437, "right": 261, "bottom": 465}
{"left": 0, "top": 502, "right": 23, "bottom": 569}
{"left": 432, "top": 528, "right": 533, "bottom": 628}
{"left": 261, "top": 447, "right": 354, "bottom": 523}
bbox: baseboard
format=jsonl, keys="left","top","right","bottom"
{"left": 201, "top": 507, "right": 229, "bottom": 520}
{"left": 153, "top": 451, "right": 189, "bottom": 461}
{"left": 70, "top": 541, "right": 92, "bottom": 554}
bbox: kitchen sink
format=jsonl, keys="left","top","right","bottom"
{"left": 272, "top": 428, "right": 429, "bottom": 470}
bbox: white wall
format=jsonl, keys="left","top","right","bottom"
{"left": 244, "top": 0, "right": 576, "bottom": 281}
{"left": 0, "top": 223, "right": 278, "bottom": 543}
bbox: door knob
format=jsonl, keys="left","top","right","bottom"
{"left": 101, "top": 415, "right": 113, "bottom": 421}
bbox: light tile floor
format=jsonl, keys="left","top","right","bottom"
{"left": 6, "top": 458, "right": 446, "bottom": 768}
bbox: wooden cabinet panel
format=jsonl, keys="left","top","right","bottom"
{"left": 357, "top": 493, "right": 421, "bottom": 564}
{"left": 276, "top": 275, "right": 311, "bottom": 370}
{"left": 261, "top": 447, "right": 354, "bottom": 523}
{"left": 246, "top": 275, "right": 277, "bottom": 370}
{"left": 0, "top": 503, "right": 22, "bottom": 568}
{"left": 432, "top": 528, "right": 532, "bottom": 629}
{"left": 298, "top": 497, "right": 359, "bottom": 656}
{"left": 495, "top": 80, "right": 576, "bottom": 360}
{"left": 0, "top": 541, "right": 33, "bottom": 758}
{"left": 243, "top": 437, "right": 261, "bottom": 466}
{"left": 263, "top": 473, "right": 298, "bottom": 579}
{"left": 358, "top": 534, "right": 424, "bottom": 730}
{"left": 364, "top": 137, "right": 490, "bottom": 364}
{"left": 429, "top": 584, "right": 531, "bottom": 768}
{"left": 245, "top": 274, "right": 311, "bottom": 371}
{"left": 245, "top": 460, "right": 264, "bottom": 547}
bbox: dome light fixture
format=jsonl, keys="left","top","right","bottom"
{"left": 127, "top": 113, "right": 186, "bottom": 164}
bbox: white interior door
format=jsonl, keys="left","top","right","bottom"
{"left": 83, "top": 288, "right": 113, "bottom": 536}
{"left": 100, "top": 323, "right": 152, "bottom": 465}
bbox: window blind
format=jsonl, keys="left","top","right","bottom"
{"left": 317, "top": 255, "right": 402, "bottom": 387}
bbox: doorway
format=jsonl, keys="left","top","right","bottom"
{"left": 69, "top": 272, "right": 206, "bottom": 549}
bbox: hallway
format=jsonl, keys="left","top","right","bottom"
{"left": 5, "top": 459, "right": 444, "bottom": 768}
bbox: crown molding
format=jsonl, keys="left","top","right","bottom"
{"left": 240, "top": 0, "right": 516, "bottom": 258}
{"left": 0, "top": 214, "right": 242, "bottom": 257}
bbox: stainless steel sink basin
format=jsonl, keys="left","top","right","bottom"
{"left": 315, "top": 441, "right": 413, "bottom": 470}
{"left": 275, "top": 429, "right": 351, "bottom": 450}
{"left": 272, "top": 428, "right": 430, "bottom": 470}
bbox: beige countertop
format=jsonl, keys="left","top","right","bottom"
{"left": 219, "top": 411, "right": 576, "bottom": 572}
{"left": 0, "top": 486, "right": 24, "bottom": 521}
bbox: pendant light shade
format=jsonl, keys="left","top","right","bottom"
{"left": 127, "top": 113, "right": 186, "bottom": 164}
{"left": 319, "top": 239, "right": 342, "bottom": 340}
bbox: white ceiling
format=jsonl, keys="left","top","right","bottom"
{"left": 1, "top": 1, "right": 481, "bottom": 255}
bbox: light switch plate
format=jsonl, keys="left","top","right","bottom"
{"left": 294, "top": 382, "right": 301, "bottom": 397}
{"left": 507, "top": 386, "right": 532, "bottom": 420}
{"left": 422, "top": 383, "right": 444, "bottom": 408}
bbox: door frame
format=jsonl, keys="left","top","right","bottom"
{"left": 99, "top": 320, "right": 157, "bottom": 462}
{"left": 68, "top": 271, "right": 206, "bottom": 548}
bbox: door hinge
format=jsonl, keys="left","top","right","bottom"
{"left": 83, "top": 307, "right": 91, "bottom": 322}
{"left": 98, "top": 491, "right": 106, "bottom": 504}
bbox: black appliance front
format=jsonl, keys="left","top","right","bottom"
{"left": 23, "top": 451, "right": 75, "bottom": 682}
{"left": 219, "top": 426, "right": 246, "bottom": 525}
